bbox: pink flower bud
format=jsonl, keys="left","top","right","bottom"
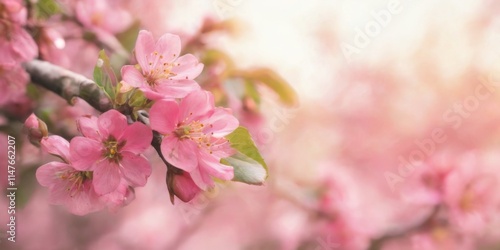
{"left": 24, "top": 113, "right": 48, "bottom": 146}
{"left": 168, "top": 170, "right": 202, "bottom": 203}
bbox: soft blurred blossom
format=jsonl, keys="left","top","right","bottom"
{"left": 0, "top": 0, "right": 37, "bottom": 64}
{"left": 0, "top": 63, "right": 29, "bottom": 106}
{"left": 35, "top": 26, "right": 69, "bottom": 66}
{"left": 75, "top": 0, "right": 132, "bottom": 35}
{"left": 4, "top": 0, "right": 500, "bottom": 249}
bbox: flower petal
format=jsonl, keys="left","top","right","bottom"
{"left": 161, "top": 136, "right": 198, "bottom": 171}
{"left": 150, "top": 100, "right": 179, "bottom": 134}
{"left": 121, "top": 65, "right": 146, "bottom": 88}
{"left": 190, "top": 167, "right": 213, "bottom": 190}
{"left": 154, "top": 79, "right": 201, "bottom": 99}
{"left": 48, "top": 181, "right": 72, "bottom": 205}
{"left": 155, "top": 33, "right": 181, "bottom": 61}
{"left": 98, "top": 110, "right": 128, "bottom": 139}
{"left": 203, "top": 108, "right": 239, "bottom": 137}
{"left": 64, "top": 181, "right": 103, "bottom": 215}
{"left": 119, "top": 152, "right": 151, "bottom": 187}
{"left": 134, "top": 30, "right": 155, "bottom": 69}
{"left": 70, "top": 137, "right": 103, "bottom": 170}
{"left": 93, "top": 160, "right": 121, "bottom": 194}
{"left": 179, "top": 90, "right": 214, "bottom": 123}
{"left": 199, "top": 153, "right": 234, "bottom": 181}
{"left": 120, "top": 122, "right": 153, "bottom": 153}
{"left": 101, "top": 180, "right": 135, "bottom": 211}
{"left": 142, "top": 88, "right": 168, "bottom": 100}
{"left": 76, "top": 115, "right": 100, "bottom": 140}
{"left": 41, "top": 135, "right": 71, "bottom": 162}
{"left": 36, "top": 161, "right": 71, "bottom": 187}
{"left": 171, "top": 54, "right": 204, "bottom": 80}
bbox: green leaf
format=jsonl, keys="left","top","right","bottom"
{"left": 93, "top": 63, "right": 103, "bottom": 88}
{"left": 34, "top": 0, "right": 61, "bottom": 19}
{"left": 93, "top": 50, "right": 118, "bottom": 102}
{"left": 201, "top": 49, "right": 235, "bottom": 71}
{"left": 223, "top": 126, "right": 268, "bottom": 184}
{"left": 222, "top": 153, "right": 267, "bottom": 185}
{"left": 244, "top": 79, "right": 261, "bottom": 105}
{"left": 128, "top": 89, "right": 148, "bottom": 107}
{"left": 233, "top": 68, "right": 299, "bottom": 107}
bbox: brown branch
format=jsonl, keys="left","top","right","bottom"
{"left": 368, "top": 205, "right": 440, "bottom": 250}
{"left": 23, "top": 59, "right": 113, "bottom": 112}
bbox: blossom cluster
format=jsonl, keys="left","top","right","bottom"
{"left": 26, "top": 29, "right": 240, "bottom": 214}
{"left": 119, "top": 30, "right": 240, "bottom": 201}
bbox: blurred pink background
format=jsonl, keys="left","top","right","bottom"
{"left": 3, "top": 0, "right": 500, "bottom": 249}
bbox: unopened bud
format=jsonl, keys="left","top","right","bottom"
{"left": 167, "top": 170, "right": 202, "bottom": 204}
{"left": 24, "top": 113, "right": 48, "bottom": 146}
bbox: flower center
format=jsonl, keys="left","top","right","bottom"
{"left": 144, "top": 51, "right": 179, "bottom": 86}
{"left": 103, "top": 136, "right": 125, "bottom": 162}
{"left": 173, "top": 119, "right": 228, "bottom": 155}
{"left": 58, "top": 170, "right": 93, "bottom": 197}
{"left": 431, "top": 225, "right": 449, "bottom": 243}
{"left": 90, "top": 13, "right": 103, "bottom": 26}
{"left": 174, "top": 125, "right": 193, "bottom": 139}
{"left": 459, "top": 188, "right": 475, "bottom": 212}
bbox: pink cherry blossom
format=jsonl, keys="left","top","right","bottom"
{"left": 0, "top": 63, "right": 29, "bottom": 106}
{"left": 150, "top": 90, "right": 239, "bottom": 190}
{"left": 36, "top": 135, "right": 104, "bottom": 215}
{"left": 75, "top": 0, "right": 132, "bottom": 35}
{"left": 0, "top": 0, "right": 38, "bottom": 64}
{"left": 121, "top": 30, "right": 203, "bottom": 100}
{"left": 70, "top": 110, "right": 153, "bottom": 195}
{"left": 442, "top": 154, "right": 499, "bottom": 235}
{"left": 397, "top": 154, "right": 456, "bottom": 205}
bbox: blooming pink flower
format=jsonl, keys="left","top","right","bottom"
{"left": 36, "top": 135, "right": 104, "bottom": 215}
{"left": 150, "top": 90, "right": 239, "bottom": 190}
{"left": 398, "top": 161, "right": 454, "bottom": 205}
{"left": 121, "top": 30, "right": 203, "bottom": 100}
{"left": 0, "top": 63, "right": 29, "bottom": 106}
{"left": 0, "top": 0, "right": 38, "bottom": 64}
{"left": 443, "top": 154, "right": 498, "bottom": 234}
{"left": 70, "top": 110, "right": 153, "bottom": 195}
